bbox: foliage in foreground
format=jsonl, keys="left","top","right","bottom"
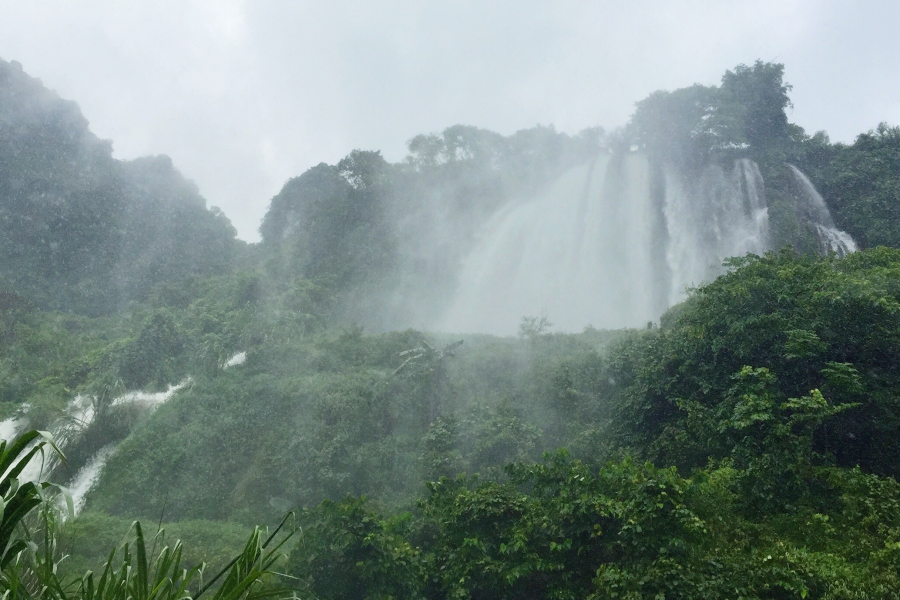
{"left": 0, "top": 430, "right": 293, "bottom": 600}
{"left": 291, "top": 454, "right": 900, "bottom": 599}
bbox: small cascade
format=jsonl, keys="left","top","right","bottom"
{"left": 62, "top": 379, "right": 189, "bottom": 513}
{"left": 664, "top": 158, "right": 770, "bottom": 305}
{"left": 0, "top": 416, "right": 25, "bottom": 444}
{"left": 4, "top": 396, "right": 96, "bottom": 485}
{"left": 789, "top": 165, "right": 858, "bottom": 256}
{"left": 64, "top": 395, "right": 95, "bottom": 433}
{"left": 0, "top": 398, "right": 89, "bottom": 483}
{"left": 111, "top": 378, "right": 191, "bottom": 409}
{"left": 814, "top": 225, "right": 858, "bottom": 255}
{"left": 68, "top": 444, "right": 118, "bottom": 515}
{"left": 17, "top": 444, "right": 55, "bottom": 483}
{"left": 224, "top": 352, "right": 246, "bottom": 368}
{"left": 0, "top": 379, "right": 190, "bottom": 496}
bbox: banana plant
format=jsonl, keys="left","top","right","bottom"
{"left": 0, "top": 429, "right": 67, "bottom": 569}
{"left": 0, "top": 429, "right": 295, "bottom": 600}
{"left": 67, "top": 517, "right": 294, "bottom": 600}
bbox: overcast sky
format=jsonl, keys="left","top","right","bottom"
{"left": 1, "top": 0, "right": 898, "bottom": 241}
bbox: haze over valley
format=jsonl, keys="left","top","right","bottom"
{"left": 2, "top": 4, "right": 900, "bottom": 597}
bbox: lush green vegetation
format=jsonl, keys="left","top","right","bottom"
{"left": 2, "top": 56, "right": 900, "bottom": 598}
{"left": 0, "top": 429, "right": 294, "bottom": 600}
{"left": 283, "top": 248, "right": 900, "bottom": 598}
{"left": 4, "top": 247, "right": 894, "bottom": 598}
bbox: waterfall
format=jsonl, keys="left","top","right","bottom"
{"left": 0, "top": 380, "right": 189, "bottom": 511}
{"left": 61, "top": 379, "right": 191, "bottom": 511}
{"left": 224, "top": 351, "right": 246, "bottom": 367}
{"left": 439, "top": 156, "right": 850, "bottom": 335}
{"left": 665, "top": 158, "right": 770, "bottom": 305}
{"left": 439, "top": 154, "right": 657, "bottom": 334}
{"left": 111, "top": 379, "right": 191, "bottom": 408}
{"left": 0, "top": 416, "right": 25, "bottom": 444}
{"left": 788, "top": 165, "right": 858, "bottom": 256}
{"left": 68, "top": 444, "right": 118, "bottom": 515}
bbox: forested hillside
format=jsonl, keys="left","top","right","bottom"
{"left": 0, "top": 58, "right": 242, "bottom": 315}
{"left": 260, "top": 126, "right": 602, "bottom": 328}
{"left": 1, "top": 58, "right": 900, "bottom": 598}
{"left": 259, "top": 62, "right": 900, "bottom": 332}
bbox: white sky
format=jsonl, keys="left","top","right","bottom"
{"left": 2, "top": 0, "right": 898, "bottom": 241}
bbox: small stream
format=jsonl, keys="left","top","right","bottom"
{"left": 0, "top": 372, "right": 209, "bottom": 515}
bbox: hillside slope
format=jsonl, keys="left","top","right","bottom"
{"left": 0, "top": 58, "right": 241, "bottom": 315}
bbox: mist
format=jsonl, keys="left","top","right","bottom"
{"left": 3, "top": 4, "right": 900, "bottom": 596}
{"left": 2, "top": 0, "right": 900, "bottom": 241}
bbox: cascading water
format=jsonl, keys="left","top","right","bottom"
{"left": 111, "top": 379, "right": 191, "bottom": 408}
{"left": 664, "top": 158, "right": 770, "bottom": 306}
{"left": 439, "top": 154, "right": 657, "bottom": 334}
{"left": 224, "top": 351, "right": 246, "bottom": 368}
{"left": 0, "top": 415, "right": 25, "bottom": 444}
{"left": 62, "top": 380, "right": 190, "bottom": 511}
{"left": 69, "top": 444, "right": 118, "bottom": 514}
{"left": 439, "top": 156, "right": 852, "bottom": 335}
{"left": 0, "top": 380, "right": 190, "bottom": 514}
{"left": 788, "top": 165, "right": 858, "bottom": 256}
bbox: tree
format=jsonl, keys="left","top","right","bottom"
{"left": 614, "top": 248, "right": 900, "bottom": 479}
{"left": 287, "top": 497, "right": 422, "bottom": 600}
